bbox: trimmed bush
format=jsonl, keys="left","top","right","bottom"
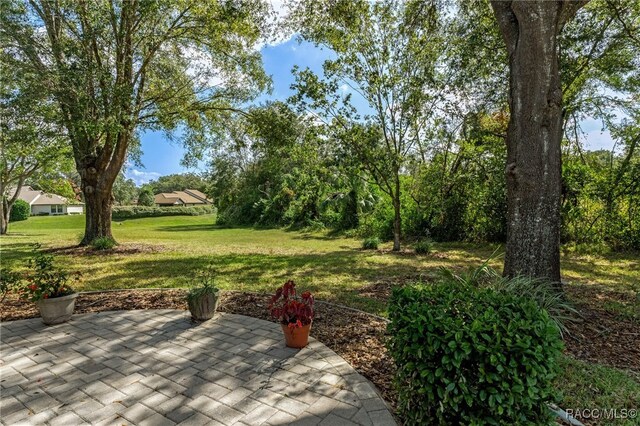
{"left": 91, "top": 237, "right": 116, "bottom": 250}
{"left": 137, "top": 189, "right": 155, "bottom": 206}
{"left": 362, "top": 237, "right": 380, "bottom": 250}
{"left": 10, "top": 199, "right": 30, "bottom": 221}
{"left": 112, "top": 205, "right": 216, "bottom": 220}
{"left": 388, "top": 282, "right": 563, "bottom": 425}
{"left": 414, "top": 239, "right": 432, "bottom": 255}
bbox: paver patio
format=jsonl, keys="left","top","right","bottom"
{"left": 0, "top": 310, "right": 396, "bottom": 426}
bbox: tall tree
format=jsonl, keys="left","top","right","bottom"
{"left": 289, "top": 0, "right": 447, "bottom": 250}
{"left": 0, "top": 53, "right": 69, "bottom": 234}
{"left": 1, "top": 0, "right": 271, "bottom": 244}
{"left": 490, "top": 0, "right": 588, "bottom": 285}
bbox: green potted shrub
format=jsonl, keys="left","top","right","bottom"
{"left": 186, "top": 266, "right": 220, "bottom": 321}
{"left": 21, "top": 245, "right": 80, "bottom": 325}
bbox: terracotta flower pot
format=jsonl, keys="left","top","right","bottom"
{"left": 37, "top": 293, "right": 77, "bottom": 325}
{"left": 188, "top": 292, "right": 219, "bottom": 321}
{"left": 281, "top": 322, "right": 312, "bottom": 348}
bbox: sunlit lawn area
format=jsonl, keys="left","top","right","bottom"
{"left": 2, "top": 214, "right": 638, "bottom": 315}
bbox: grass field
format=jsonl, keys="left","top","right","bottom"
{"left": 2, "top": 214, "right": 639, "bottom": 315}
{"left": 2, "top": 214, "right": 639, "bottom": 423}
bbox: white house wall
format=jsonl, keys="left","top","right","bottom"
{"left": 66, "top": 205, "right": 84, "bottom": 214}
{"left": 30, "top": 205, "right": 84, "bottom": 215}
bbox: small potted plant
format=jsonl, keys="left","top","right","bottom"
{"left": 269, "top": 280, "right": 314, "bottom": 348}
{"left": 21, "top": 245, "right": 80, "bottom": 325}
{"left": 186, "top": 266, "right": 220, "bottom": 321}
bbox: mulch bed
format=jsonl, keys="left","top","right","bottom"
{"left": 2, "top": 284, "right": 638, "bottom": 411}
{"left": 0, "top": 290, "right": 397, "bottom": 407}
{"left": 564, "top": 285, "right": 640, "bottom": 373}
{"left": 45, "top": 243, "right": 165, "bottom": 256}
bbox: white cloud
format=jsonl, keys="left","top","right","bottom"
{"left": 340, "top": 84, "right": 349, "bottom": 92}
{"left": 126, "top": 169, "right": 161, "bottom": 186}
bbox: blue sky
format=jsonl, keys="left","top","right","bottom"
{"left": 126, "top": 39, "right": 334, "bottom": 185}
{"left": 126, "top": 39, "right": 616, "bottom": 185}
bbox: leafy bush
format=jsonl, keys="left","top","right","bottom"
{"left": 10, "top": 199, "right": 30, "bottom": 221}
{"left": 91, "top": 237, "right": 116, "bottom": 250}
{"left": 1, "top": 268, "right": 22, "bottom": 302}
{"left": 112, "top": 205, "right": 215, "bottom": 219}
{"left": 388, "top": 281, "right": 563, "bottom": 425}
{"left": 21, "top": 244, "right": 79, "bottom": 301}
{"left": 137, "top": 188, "right": 155, "bottom": 206}
{"left": 362, "top": 237, "right": 380, "bottom": 250}
{"left": 439, "top": 262, "right": 578, "bottom": 335}
{"left": 414, "top": 240, "right": 432, "bottom": 255}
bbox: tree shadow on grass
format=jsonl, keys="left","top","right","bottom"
{"left": 80, "top": 250, "right": 486, "bottom": 311}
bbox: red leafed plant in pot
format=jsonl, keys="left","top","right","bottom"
{"left": 269, "top": 280, "right": 314, "bottom": 348}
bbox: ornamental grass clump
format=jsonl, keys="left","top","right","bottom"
{"left": 388, "top": 281, "right": 563, "bottom": 425}
{"left": 362, "top": 237, "right": 380, "bottom": 250}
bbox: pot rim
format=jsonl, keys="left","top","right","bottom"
{"left": 37, "top": 292, "right": 78, "bottom": 303}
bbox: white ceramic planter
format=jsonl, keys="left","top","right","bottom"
{"left": 188, "top": 293, "right": 220, "bottom": 321}
{"left": 37, "top": 293, "right": 77, "bottom": 325}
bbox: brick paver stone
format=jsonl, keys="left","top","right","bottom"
{"left": 0, "top": 311, "right": 396, "bottom": 425}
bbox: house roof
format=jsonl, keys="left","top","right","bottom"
{"left": 172, "top": 191, "right": 205, "bottom": 204}
{"left": 184, "top": 189, "right": 213, "bottom": 203}
{"left": 154, "top": 189, "right": 212, "bottom": 205}
{"left": 14, "top": 186, "right": 83, "bottom": 206}
{"left": 154, "top": 193, "right": 182, "bottom": 205}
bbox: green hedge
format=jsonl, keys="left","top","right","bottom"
{"left": 10, "top": 199, "right": 30, "bottom": 221}
{"left": 388, "top": 282, "right": 563, "bottom": 425}
{"left": 112, "top": 205, "right": 216, "bottom": 219}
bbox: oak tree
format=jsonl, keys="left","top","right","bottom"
{"left": 2, "top": 0, "right": 271, "bottom": 244}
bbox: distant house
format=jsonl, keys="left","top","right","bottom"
{"left": 154, "top": 189, "right": 212, "bottom": 207}
{"left": 16, "top": 186, "right": 84, "bottom": 215}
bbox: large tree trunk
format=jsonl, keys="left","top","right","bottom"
{"left": 81, "top": 185, "right": 114, "bottom": 245}
{"left": 78, "top": 161, "right": 117, "bottom": 246}
{"left": 491, "top": 0, "right": 587, "bottom": 286}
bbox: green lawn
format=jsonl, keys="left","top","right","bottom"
{"left": 2, "top": 214, "right": 639, "bottom": 423}
{"left": 2, "top": 214, "right": 639, "bottom": 314}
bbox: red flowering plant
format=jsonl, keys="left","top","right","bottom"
{"left": 20, "top": 244, "right": 79, "bottom": 302}
{"left": 269, "top": 280, "right": 314, "bottom": 329}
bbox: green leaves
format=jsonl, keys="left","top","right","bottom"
{"left": 388, "top": 281, "right": 563, "bottom": 425}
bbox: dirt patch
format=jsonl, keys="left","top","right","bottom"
{"left": 564, "top": 285, "right": 640, "bottom": 372}
{"left": 45, "top": 243, "right": 165, "bottom": 256}
{"left": 0, "top": 290, "right": 397, "bottom": 408}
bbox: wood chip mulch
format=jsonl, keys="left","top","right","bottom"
{"left": 564, "top": 285, "right": 640, "bottom": 373}
{"left": 0, "top": 290, "right": 397, "bottom": 408}
{"left": 44, "top": 243, "right": 165, "bottom": 256}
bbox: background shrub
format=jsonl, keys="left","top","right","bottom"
{"left": 362, "top": 237, "right": 380, "bottom": 250}
{"left": 91, "top": 237, "right": 116, "bottom": 250}
{"left": 137, "top": 188, "right": 155, "bottom": 206}
{"left": 10, "top": 199, "right": 30, "bottom": 221}
{"left": 388, "top": 281, "right": 563, "bottom": 425}
{"left": 414, "top": 239, "right": 432, "bottom": 255}
{"left": 112, "top": 205, "right": 216, "bottom": 220}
